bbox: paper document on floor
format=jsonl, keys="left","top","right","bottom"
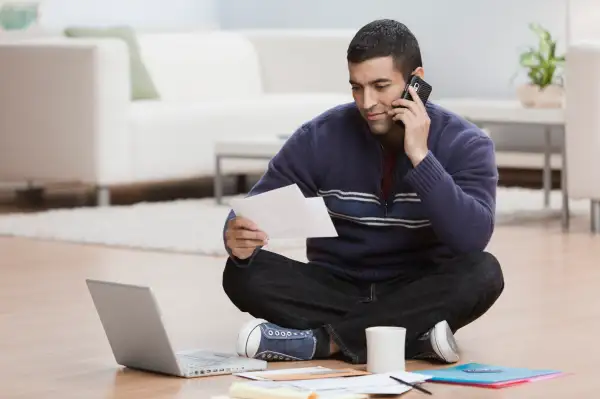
{"left": 287, "top": 371, "right": 431, "bottom": 395}
{"left": 230, "top": 184, "right": 338, "bottom": 240}
{"left": 235, "top": 366, "right": 369, "bottom": 381}
{"left": 229, "top": 380, "right": 367, "bottom": 399}
{"left": 230, "top": 370, "right": 431, "bottom": 397}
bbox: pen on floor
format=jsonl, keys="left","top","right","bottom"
{"left": 389, "top": 375, "right": 432, "bottom": 395}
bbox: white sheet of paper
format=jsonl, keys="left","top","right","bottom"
{"left": 287, "top": 371, "right": 431, "bottom": 395}
{"left": 229, "top": 184, "right": 306, "bottom": 239}
{"left": 301, "top": 197, "right": 338, "bottom": 238}
{"left": 228, "top": 380, "right": 368, "bottom": 399}
{"left": 229, "top": 184, "right": 337, "bottom": 240}
{"left": 234, "top": 366, "right": 332, "bottom": 381}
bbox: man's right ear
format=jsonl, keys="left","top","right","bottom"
{"left": 411, "top": 67, "right": 425, "bottom": 79}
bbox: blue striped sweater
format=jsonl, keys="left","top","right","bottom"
{"left": 224, "top": 102, "right": 498, "bottom": 281}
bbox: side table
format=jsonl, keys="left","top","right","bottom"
{"left": 213, "top": 137, "right": 284, "bottom": 204}
{"left": 434, "top": 98, "right": 569, "bottom": 231}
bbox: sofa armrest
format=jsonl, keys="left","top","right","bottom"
{"left": 239, "top": 29, "right": 354, "bottom": 95}
{"left": 0, "top": 38, "right": 132, "bottom": 186}
{"left": 566, "top": 42, "right": 600, "bottom": 199}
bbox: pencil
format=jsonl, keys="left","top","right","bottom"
{"left": 389, "top": 375, "right": 433, "bottom": 395}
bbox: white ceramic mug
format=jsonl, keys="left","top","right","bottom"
{"left": 366, "top": 326, "right": 406, "bottom": 373}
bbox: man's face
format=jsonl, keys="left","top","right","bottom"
{"left": 348, "top": 56, "right": 409, "bottom": 135}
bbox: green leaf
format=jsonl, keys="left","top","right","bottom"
{"left": 549, "top": 41, "right": 556, "bottom": 58}
{"left": 542, "top": 64, "right": 555, "bottom": 87}
{"left": 520, "top": 50, "right": 539, "bottom": 67}
{"left": 530, "top": 23, "right": 550, "bottom": 42}
{"left": 527, "top": 67, "right": 544, "bottom": 85}
{"left": 534, "top": 51, "right": 548, "bottom": 66}
{"left": 539, "top": 39, "right": 550, "bottom": 58}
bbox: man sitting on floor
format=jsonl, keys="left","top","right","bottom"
{"left": 221, "top": 19, "right": 504, "bottom": 365}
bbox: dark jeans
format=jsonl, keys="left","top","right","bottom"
{"left": 222, "top": 249, "right": 504, "bottom": 364}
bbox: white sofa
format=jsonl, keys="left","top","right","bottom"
{"left": 565, "top": 41, "right": 600, "bottom": 233}
{"left": 0, "top": 30, "right": 354, "bottom": 205}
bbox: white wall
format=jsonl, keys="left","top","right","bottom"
{"left": 567, "top": 0, "right": 600, "bottom": 44}
{"left": 219, "top": 0, "right": 566, "bottom": 99}
{"left": 37, "top": 0, "right": 219, "bottom": 30}
{"left": 219, "top": 0, "right": 570, "bottom": 152}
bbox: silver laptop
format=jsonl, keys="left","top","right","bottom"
{"left": 86, "top": 279, "right": 267, "bottom": 378}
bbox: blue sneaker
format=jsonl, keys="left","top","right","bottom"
{"left": 236, "top": 318, "right": 316, "bottom": 361}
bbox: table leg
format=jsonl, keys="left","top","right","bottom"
{"left": 561, "top": 133, "right": 570, "bottom": 232}
{"left": 214, "top": 155, "right": 223, "bottom": 205}
{"left": 591, "top": 201, "right": 600, "bottom": 233}
{"left": 543, "top": 127, "right": 552, "bottom": 208}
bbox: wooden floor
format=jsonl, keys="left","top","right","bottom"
{"left": 1, "top": 212, "right": 600, "bottom": 398}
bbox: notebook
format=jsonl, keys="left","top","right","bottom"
{"left": 418, "top": 362, "right": 564, "bottom": 389}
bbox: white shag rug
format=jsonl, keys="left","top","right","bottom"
{"left": 0, "top": 188, "right": 589, "bottom": 256}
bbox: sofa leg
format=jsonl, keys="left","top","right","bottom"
{"left": 96, "top": 186, "right": 111, "bottom": 207}
{"left": 591, "top": 200, "right": 600, "bottom": 234}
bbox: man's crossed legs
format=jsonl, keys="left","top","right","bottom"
{"left": 222, "top": 250, "right": 504, "bottom": 365}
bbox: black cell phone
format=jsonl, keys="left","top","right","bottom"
{"left": 400, "top": 75, "right": 432, "bottom": 104}
{"left": 394, "top": 75, "right": 432, "bottom": 127}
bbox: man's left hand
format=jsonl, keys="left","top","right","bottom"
{"left": 389, "top": 86, "right": 431, "bottom": 166}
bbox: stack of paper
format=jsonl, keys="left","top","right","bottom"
{"left": 418, "top": 362, "right": 564, "bottom": 389}
{"left": 287, "top": 372, "right": 431, "bottom": 395}
{"left": 229, "top": 184, "right": 338, "bottom": 240}
{"left": 230, "top": 366, "right": 432, "bottom": 397}
{"left": 236, "top": 366, "right": 369, "bottom": 381}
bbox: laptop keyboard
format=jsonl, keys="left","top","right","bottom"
{"left": 178, "top": 353, "right": 221, "bottom": 367}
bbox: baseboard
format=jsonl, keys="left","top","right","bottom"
{"left": 499, "top": 167, "right": 562, "bottom": 190}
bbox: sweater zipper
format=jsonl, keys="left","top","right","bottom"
{"left": 383, "top": 195, "right": 388, "bottom": 217}
{"left": 378, "top": 143, "right": 388, "bottom": 216}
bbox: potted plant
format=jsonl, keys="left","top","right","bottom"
{"left": 514, "top": 23, "right": 566, "bottom": 108}
{"left": 0, "top": 2, "right": 40, "bottom": 31}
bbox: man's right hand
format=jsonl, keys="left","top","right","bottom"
{"left": 225, "top": 216, "right": 268, "bottom": 260}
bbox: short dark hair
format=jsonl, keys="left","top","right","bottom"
{"left": 347, "top": 19, "right": 423, "bottom": 80}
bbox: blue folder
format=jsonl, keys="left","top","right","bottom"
{"left": 418, "top": 362, "right": 562, "bottom": 385}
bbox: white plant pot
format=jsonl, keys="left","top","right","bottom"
{"left": 517, "top": 84, "right": 564, "bottom": 108}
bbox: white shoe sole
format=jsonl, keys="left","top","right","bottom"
{"left": 236, "top": 318, "right": 267, "bottom": 358}
{"left": 432, "top": 320, "right": 459, "bottom": 363}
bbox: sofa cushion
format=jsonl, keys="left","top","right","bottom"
{"left": 136, "top": 32, "right": 264, "bottom": 103}
{"left": 127, "top": 93, "right": 353, "bottom": 180}
{"left": 64, "top": 26, "right": 160, "bottom": 101}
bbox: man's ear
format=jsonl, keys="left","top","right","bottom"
{"left": 412, "top": 67, "right": 425, "bottom": 78}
